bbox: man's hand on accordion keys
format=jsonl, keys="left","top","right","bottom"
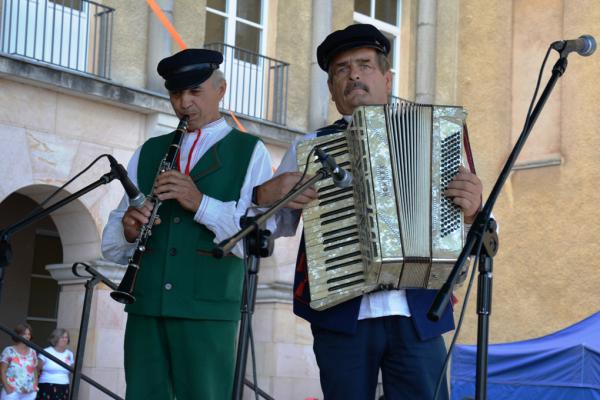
{"left": 254, "top": 172, "right": 318, "bottom": 209}
{"left": 444, "top": 166, "right": 483, "bottom": 224}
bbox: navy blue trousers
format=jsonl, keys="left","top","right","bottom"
{"left": 311, "top": 316, "right": 449, "bottom": 400}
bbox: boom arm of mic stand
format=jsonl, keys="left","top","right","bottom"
{"left": 0, "top": 173, "right": 116, "bottom": 304}
{"left": 0, "top": 172, "right": 115, "bottom": 269}
{"left": 213, "top": 169, "right": 329, "bottom": 258}
{"left": 427, "top": 55, "right": 569, "bottom": 322}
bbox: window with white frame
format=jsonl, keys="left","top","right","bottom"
{"left": 1, "top": 0, "right": 114, "bottom": 78}
{"left": 205, "top": 0, "right": 267, "bottom": 55}
{"left": 354, "top": 0, "right": 402, "bottom": 97}
{"left": 205, "top": 0, "right": 275, "bottom": 121}
{"left": 2, "top": 0, "right": 89, "bottom": 71}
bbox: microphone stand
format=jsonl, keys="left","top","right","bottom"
{"left": 0, "top": 166, "right": 122, "bottom": 299}
{"left": 214, "top": 166, "right": 332, "bottom": 400}
{"left": 70, "top": 262, "right": 119, "bottom": 400}
{"left": 428, "top": 54, "right": 570, "bottom": 400}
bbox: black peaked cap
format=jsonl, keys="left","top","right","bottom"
{"left": 157, "top": 48, "right": 223, "bottom": 91}
{"left": 317, "top": 23, "right": 390, "bottom": 71}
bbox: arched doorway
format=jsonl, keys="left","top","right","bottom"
{"left": 0, "top": 184, "right": 100, "bottom": 349}
{"left": 0, "top": 191, "right": 62, "bottom": 348}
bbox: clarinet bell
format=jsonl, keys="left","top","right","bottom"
{"left": 110, "top": 290, "right": 135, "bottom": 304}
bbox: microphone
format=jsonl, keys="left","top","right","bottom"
{"left": 107, "top": 155, "right": 146, "bottom": 209}
{"left": 314, "top": 147, "right": 353, "bottom": 188}
{"left": 551, "top": 35, "right": 596, "bottom": 57}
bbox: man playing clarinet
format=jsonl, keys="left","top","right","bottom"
{"left": 102, "top": 49, "right": 273, "bottom": 400}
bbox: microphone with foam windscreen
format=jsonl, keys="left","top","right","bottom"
{"left": 107, "top": 155, "right": 146, "bottom": 208}
{"left": 551, "top": 35, "right": 596, "bottom": 57}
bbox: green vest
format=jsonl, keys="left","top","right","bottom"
{"left": 125, "top": 129, "right": 260, "bottom": 321}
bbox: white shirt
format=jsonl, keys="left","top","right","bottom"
{"left": 272, "top": 123, "right": 411, "bottom": 320}
{"left": 38, "top": 347, "right": 73, "bottom": 385}
{"left": 101, "top": 118, "right": 274, "bottom": 262}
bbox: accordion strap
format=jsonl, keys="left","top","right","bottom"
{"left": 463, "top": 124, "right": 477, "bottom": 174}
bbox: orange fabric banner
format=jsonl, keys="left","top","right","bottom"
{"left": 146, "top": 0, "right": 187, "bottom": 50}
{"left": 228, "top": 110, "right": 247, "bottom": 133}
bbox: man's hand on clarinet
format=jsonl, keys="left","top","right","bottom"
{"left": 121, "top": 200, "right": 160, "bottom": 243}
{"left": 255, "top": 172, "right": 318, "bottom": 209}
{"left": 154, "top": 170, "right": 204, "bottom": 213}
{"left": 445, "top": 166, "right": 483, "bottom": 224}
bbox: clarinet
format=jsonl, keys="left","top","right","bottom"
{"left": 110, "top": 116, "right": 189, "bottom": 304}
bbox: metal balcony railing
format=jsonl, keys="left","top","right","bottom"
{"left": 0, "top": 0, "right": 114, "bottom": 78}
{"left": 205, "top": 42, "right": 289, "bottom": 126}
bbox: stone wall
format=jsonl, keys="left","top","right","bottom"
{"left": 453, "top": 0, "right": 600, "bottom": 343}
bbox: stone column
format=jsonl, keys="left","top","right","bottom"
{"left": 308, "top": 0, "right": 332, "bottom": 131}
{"left": 146, "top": 0, "right": 174, "bottom": 93}
{"left": 47, "top": 260, "right": 127, "bottom": 400}
{"left": 415, "top": 0, "right": 437, "bottom": 103}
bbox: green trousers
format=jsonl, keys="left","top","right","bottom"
{"left": 124, "top": 314, "right": 237, "bottom": 400}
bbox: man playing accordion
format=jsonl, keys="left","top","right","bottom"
{"left": 254, "top": 24, "right": 483, "bottom": 400}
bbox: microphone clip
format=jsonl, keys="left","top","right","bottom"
{"left": 314, "top": 147, "right": 353, "bottom": 189}
{"left": 106, "top": 155, "right": 146, "bottom": 209}
{"left": 551, "top": 35, "right": 597, "bottom": 58}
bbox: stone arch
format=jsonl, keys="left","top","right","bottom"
{"left": 7, "top": 184, "right": 101, "bottom": 263}
{"left": 0, "top": 183, "right": 100, "bottom": 349}
{"left": 0, "top": 119, "right": 126, "bottom": 264}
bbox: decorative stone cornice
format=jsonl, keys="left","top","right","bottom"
{"left": 0, "top": 53, "right": 173, "bottom": 114}
{"left": 223, "top": 113, "right": 304, "bottom": 147}
{"left": 0, "top": 54, "right": 305, "bottom": 146}
{"left": 46, "top": 259, "right": 125, "bottom": 286}
{"left": 256, "top": 281, "right": 293, "bottom": 304}
{"left": 47, "top": 260, "right": 294, "bottom": 305}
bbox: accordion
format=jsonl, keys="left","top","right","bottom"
{"left": 297, "top": 102, "right": 472, "bottom": 311}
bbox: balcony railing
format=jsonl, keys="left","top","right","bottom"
{"left": 205, "top": 42, "right": 289, "bottom": 126}
{"left": 390, "top": 94, "right": 402, "bottom": 103}
{"left": 0, "top": 0, "right": 114, "bottom": 79}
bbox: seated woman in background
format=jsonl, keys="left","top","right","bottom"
{"left": 35, "top": 329, "right": 73, "bottom": 400}
{"left": 0, "top": 323, "right": 38, "bottom": 400}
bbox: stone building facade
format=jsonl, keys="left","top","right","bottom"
{"left": 0, "top": 1, "right": 598, "bottom": 399}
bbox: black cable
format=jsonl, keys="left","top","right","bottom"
{"left": 524, "top": 46, "right": 553, "bottom": 129}
{"left": 15, "top": 153, "right": 110, "bottom": 222}
{"left": 290, "top": 146, "right": 318, "bottom": 193}
{"left": 247, "top": 146, "right": 317, "bottom": 214}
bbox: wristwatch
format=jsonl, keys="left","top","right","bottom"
{"left": 251, "top": 185, "right": 260, "bottom": 206}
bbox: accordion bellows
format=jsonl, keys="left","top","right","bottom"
{"left": 297, "top": 102, "right": 470, "bottom": 310}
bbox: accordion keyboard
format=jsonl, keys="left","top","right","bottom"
{"left": 297, "top": 133, "right": 374, "bottom": 309}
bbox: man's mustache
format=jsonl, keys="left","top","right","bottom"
{"left": 344, "top": 81, "right": 370, "bottom": 95}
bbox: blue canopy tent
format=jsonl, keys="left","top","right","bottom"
{"left": 451, "top": 311, "right": 600, "bottom": 399}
